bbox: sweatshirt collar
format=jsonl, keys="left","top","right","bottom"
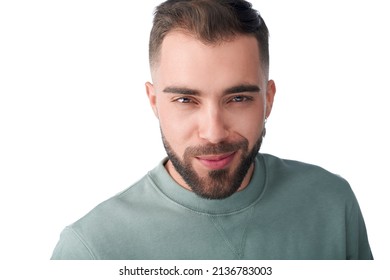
{"left": 148, "top": 154, "right": 267, "bottom": 215}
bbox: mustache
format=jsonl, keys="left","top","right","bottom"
{"left": 184, "top": 139, "right": 249, "bottom": 157}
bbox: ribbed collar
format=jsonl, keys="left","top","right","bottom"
{"left": 148, "top": 153, "right": 267, "bottom": 215}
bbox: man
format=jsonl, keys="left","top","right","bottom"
{"left": 51, "top": 0, "right": 372, "bottom": 259}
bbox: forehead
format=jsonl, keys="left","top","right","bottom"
{"left": 153, "top": 31, "right": 264, "bottom": 89}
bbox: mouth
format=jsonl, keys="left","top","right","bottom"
{"left": 195, "top": 152, "right": 236, "bottom": 170}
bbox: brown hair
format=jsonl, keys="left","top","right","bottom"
{"left": 149, "top": 0, "right": 269, "bottom": 76}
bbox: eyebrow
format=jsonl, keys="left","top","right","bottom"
{"left": 162, "top": 87, "right": 199, "bottom": 95}
{"left": 225, "top": 84, "right": 261, "bottom": 94}
{"left": 162, "top": 84, "right": 260, "bottom": 95}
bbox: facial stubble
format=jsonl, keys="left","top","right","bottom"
{"left": 162, "top": 134, "right": 262, "bottom": 199}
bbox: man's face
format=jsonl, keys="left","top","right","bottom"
{"left": 146, "top": 31, "right": 275, "bottom": 199}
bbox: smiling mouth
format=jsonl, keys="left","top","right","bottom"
{"left": 195, "top": 152, "right": 236, "bottom": 170}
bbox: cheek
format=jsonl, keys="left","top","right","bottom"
{"left": 158, "top": 108, "right": 197, "bottom": 154}
{"left": 235, "top": 119, "right": 263, "bottom": 146}
{"left": 229, "top": 105, "right": 265, "bottom": 142}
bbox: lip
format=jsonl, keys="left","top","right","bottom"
{"left": 196, "top": 152, "right": 236, "bottom": 170}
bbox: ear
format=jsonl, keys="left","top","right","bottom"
{"left": 265, "top": 79, "right": 276, "bottom": 119}
{"left": 145, "top": 82, "right": 159, "bottom": 118}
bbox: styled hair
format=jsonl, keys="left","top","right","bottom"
{"left": 149, "top": 0, "right": 269, "bottom": 75}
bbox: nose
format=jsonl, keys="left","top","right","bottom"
{"left": 198, "top": 105, "right": 229, "bottom": 144}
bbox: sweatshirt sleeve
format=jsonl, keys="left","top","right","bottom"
{"left": 51, "top": 227, "right": 95, "bottom": 260}
{"left": 346, "top": 200, "right": 373, "bottom": 260}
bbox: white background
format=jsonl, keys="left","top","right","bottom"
{"left": 0, "top": 0, "right": 389, "bottom": 276}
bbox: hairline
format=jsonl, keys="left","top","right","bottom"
{"left": 150, "top": 30, "right": 269, "bottom": 80}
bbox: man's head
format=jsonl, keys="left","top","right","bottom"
{"left": 146, "top": 0, "right": 276, "bottom": 199}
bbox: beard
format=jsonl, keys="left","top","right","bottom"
{"left": 162, "top": 134, "right": 263, "bottom": 200}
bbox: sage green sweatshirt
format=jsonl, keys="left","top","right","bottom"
{"left": 51, "top": 154, "right": 372, "bottom": 259}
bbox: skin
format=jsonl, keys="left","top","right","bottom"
{"left": 146, "top": 31, "right": 276, "bottom": 197}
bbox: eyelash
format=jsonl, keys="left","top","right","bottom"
{"left": 230, "top": 95, "right": 253, "bottom": 103}
{"left": 173, "top": 95, "right": 253, "bottom": 104}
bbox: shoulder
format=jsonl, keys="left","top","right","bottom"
{"left": 260, "top": 153, "right": 355, "bottom": 202}
{"left": 52, "top": 171, "right": 162, "bottom": 259}
{"left": 66, "top": 159, "right": 169, "bottom": 235}
{"left": 72, "top": 173, "right": 157, "bottom": 227}
{"left": 261, "top": 153, "right": 349, "bottom": 184}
